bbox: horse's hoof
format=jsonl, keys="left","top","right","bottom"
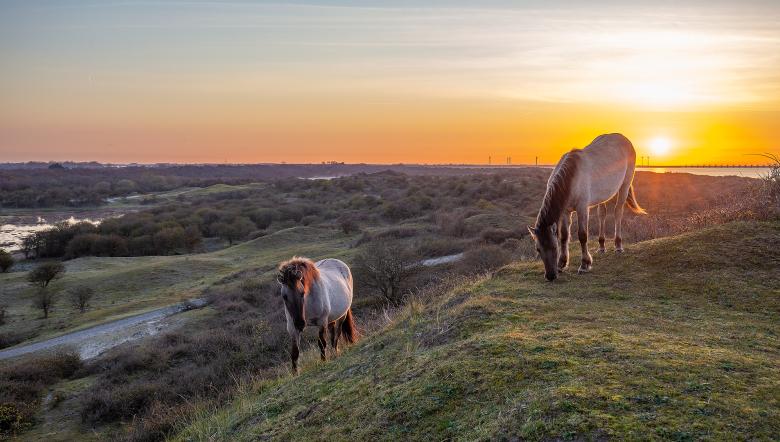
{"left": 577, "top": 266, "right": 591, "bottom": 274}
{"left": 615, "top": 248, "right": 624, "bottom": 253}
{"left": 597, "top": 248, "right": 606, "bottom": 254}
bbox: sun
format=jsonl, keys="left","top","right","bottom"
{"left": 648, "top": 136, "right": 673, "bottom": 156}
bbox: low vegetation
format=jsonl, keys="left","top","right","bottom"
{"left": 0, "top": 352, "right": 82, "bottom": 436}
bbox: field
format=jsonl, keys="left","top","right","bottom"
{"left": 177, "top": 221, "right": 780, "bottom": 441}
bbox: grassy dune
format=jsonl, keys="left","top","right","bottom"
{"left": 0, "top": 226, "right": 355, "bottom": 345}
{"left": 177, "top": 221, "right": 779, "bottom": 441}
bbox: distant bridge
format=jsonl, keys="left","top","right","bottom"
{"left": 636, "top": 164, "right": 773, "bottom": 168}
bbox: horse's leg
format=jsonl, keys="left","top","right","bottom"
{"left": 328, "top": 321, "right": 340, "bottom": 356}
{"left": 290, "top": 333, "right": 301, "bottom": 374}
{"left": 318, "top": 325, "right": 328, "bottom": 361}
{"left": 557, "top": 211, "right": 571, "bottom": 271}
{"left": 614, "top": 187, "right": 630, "bottom": 252}
{"left": 597, "top": 203, "right": 607, "bottom": 253}
{"left": 577, "top": 206, "right": 592, "bottom": 273}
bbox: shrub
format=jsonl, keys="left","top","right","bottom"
{"left": 65, "top": 233, "right": 99, "bottom": 258}
{"left": 0, "top": 331, "right": 38, "bottom": 350}
{"left": 0, "top": 352, "right": 82, "bottom": 436}
{"left": 459, "top": 245, "right": 512, "bottom": 274}
{"left": 339, "top": 217, "right": 359, "bottom": 234}
{"left": 91, "top": 234, "right": 129, "bottom": 256}
{"left": 300, "top": 215, "right": 320, "bottom": 226}
{"left": 437, "top": 211, "right": 468, "bottom": 237}
{"left": 415, "top": 238, "right": 466, "bottom": 258}
{"left": 480, "top": 228, "right": 520, "bottom": 245}
{"left": 69, "top": 286, "right": 94, "bottom": 313}
{"left": 0, "top": 249, "right": 13, "bottom": 272}
{"left": 27, "top": 262, "right": 65, "bottom": 288}
{"left": 353, "top": 240, "right": 419, "bottom": 305}
{"left": 32, "top": 289, "right": 56, "bottom": 319}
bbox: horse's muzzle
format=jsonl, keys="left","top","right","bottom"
{"left": 545, "top": 272, "right": 558, "bottom": 281}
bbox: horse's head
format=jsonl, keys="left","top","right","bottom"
{"left": 277, "top": 258, "right": 319, "bottom": 331}
{"left": 528, "top": 223, "right": 559, "bottom": 281}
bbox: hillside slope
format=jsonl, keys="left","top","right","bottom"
{"left": 178, "top": 221, "right": 779, "bottom": 441}
{"left": 0, "top": 226, "right": 355, "bottom": 347}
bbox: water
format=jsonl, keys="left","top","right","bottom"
{"left": 0, "top": 214, "right": 102, "bottom": 252}
{"left": 636, "top": 167, "right": 770, "bottom": 178}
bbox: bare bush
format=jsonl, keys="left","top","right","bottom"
{"left": 32, "top": 289, "right": 56, "bottom": 319}
{"left": 354, "top": 240, "right": 419, "bottom": 305}
{"left": 69, "top": 286, "right": 94, "bottom": 313}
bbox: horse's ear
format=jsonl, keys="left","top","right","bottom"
{"left": 550, "top": 222, "right": 557, "bottom": 233}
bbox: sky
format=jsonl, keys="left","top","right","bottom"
{"left": 1, "top": 0, "right": 779, "bottom": 165}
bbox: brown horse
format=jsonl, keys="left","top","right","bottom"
{"left": 529, "top": 133, "right": 646, "bottom": 281}
{"left": 277, "top": 257, "right": 358, "bottom": 373}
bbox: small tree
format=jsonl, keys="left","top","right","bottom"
{"left": 0, "top": 249, "right": 13, "bottom": 272}
{"left": 33, "top": 289, "right": 55, "bottom": 319}
{"left": 27, "top": 262, "right": 65, "bottom": 289}
{"left": 69, "top": 286, "right": 94, "bottom": 313}
{"left": 354, "top": 240, "right": 418, "bottom": 305}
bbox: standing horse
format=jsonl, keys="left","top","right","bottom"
{"left": 277, "top": 257, "right": 358, "bottom": 373}
{"left": 528, "top": 133, "right": 646, "bottom": 281}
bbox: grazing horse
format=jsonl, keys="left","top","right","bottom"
{"left": 277, "top": 257, "right": 358, "bottom": 373}
{"left": 528, "top": 133, "right": 646, "bottom": 281}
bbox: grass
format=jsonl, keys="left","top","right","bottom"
{"left": 175, "top": 221, "right": 780, "bottom": 441}
{"left": 0, "top": 226, "right": 357, "bottom": 347}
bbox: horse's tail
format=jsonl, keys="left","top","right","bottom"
{"left": 626, "top": 184, "right": 647, "bottom": 215}
{"left": 341, "top": 308, "right": 358, "bottom": 344}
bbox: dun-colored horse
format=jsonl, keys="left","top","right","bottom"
{"left": 277, "top": 257, "right": 357, "bottom": 373}
{"left": 529, "top": 133, "right": 646, "bottom": 281}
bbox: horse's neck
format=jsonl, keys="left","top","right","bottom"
{"left": 537, "top": 152, "right": 581, "bottom": 228}
{"left": 538, "top": 182, "right": 569, "bottom": 228}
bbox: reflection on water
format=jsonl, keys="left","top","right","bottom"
{"left": 0, "top": 215, "right": 102, "bottom": 252}
{"left": 636, "top": 167, "right": 771, "bottom": 178}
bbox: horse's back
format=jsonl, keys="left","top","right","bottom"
{"left": 316, "top": 258, "right": 353, "bottom": 320}
{"left": 583, "top": 133, "right": 635, "bottom": 158}
{"left": 316, "top": 258, "right": 352, "bottom": 283}
{"left": 578, "top": 133, "right": 637, "bottom": 205}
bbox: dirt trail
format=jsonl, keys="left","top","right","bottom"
{"left": 0, "top": 299, "right": 207, "bottom": 361}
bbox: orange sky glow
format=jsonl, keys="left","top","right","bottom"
{"left": 1, "top": 1, "right": 779, "bottom": 165}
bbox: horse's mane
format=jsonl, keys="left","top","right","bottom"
{"left": 536, "top": 151, "right": 580, "bottom": 228}
{"left": 277, "top": 256, "right": 320, "bottom": 292}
